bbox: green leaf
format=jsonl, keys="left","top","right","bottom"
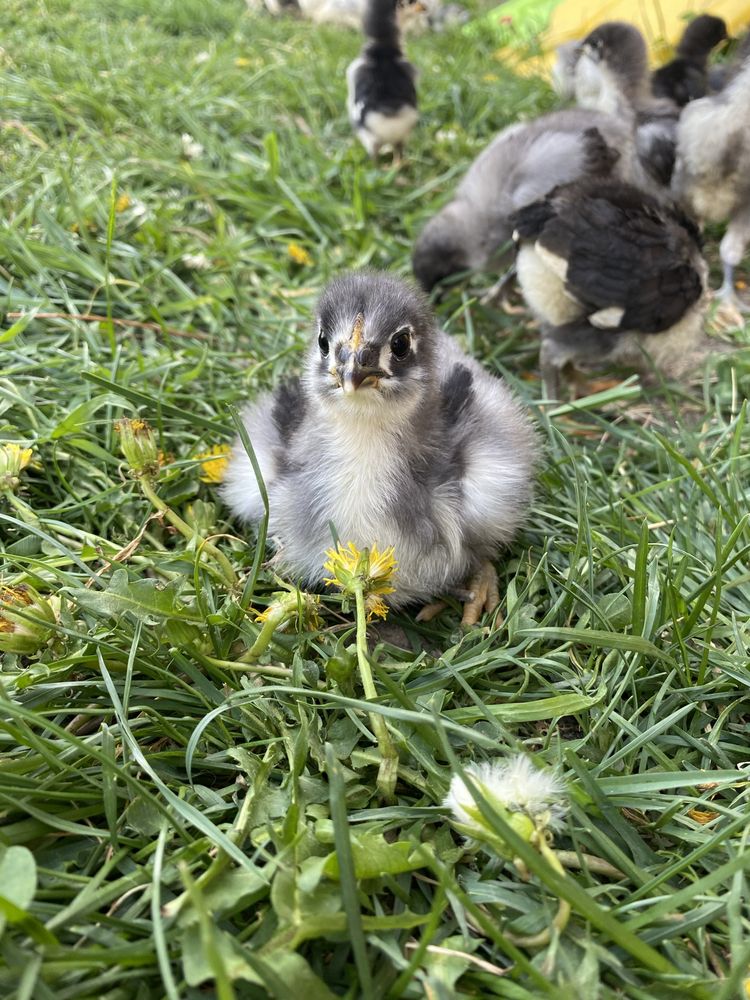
{"left": 0, "top": 846, "right": 37, "bottom": 937}
{"left": 67, "top": 568, "right": 201, "bottom": 624}
{"left": 447, "top": 684, "right": 607, "bottom": 724}
{"left": 516, "top": 627, "right": 666, "bottom": 660}
{"left": 322, "top": 833, "right": 433, "bottom": 880}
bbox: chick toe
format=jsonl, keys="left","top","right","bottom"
{"left": 461, "top": 561, "right": 500, "bottom": 627}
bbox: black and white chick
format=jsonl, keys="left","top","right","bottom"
{"left": 672, "top": 55, "right": 750, "bottom": 316}
{"left": 651, "top": 14, "right": 728, "bottom": 107}
{"left": 412, "top": 108, "right": 655, "bottom": 293}
{"left": 221, "top": 272, "right": 537, "bottom": 625}
{"left": 573, "top": 21, "right": 681, "bottom": 187}
{"left": 510, "top": 178, "right": 709, "bottom": 398}
{"left": 346, "top": 0, "right": 418, "bottom": 161}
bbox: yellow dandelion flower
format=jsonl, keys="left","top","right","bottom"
{"left": 0, "top": 444, "right": 34, "bottom": 493}
{"left": 115, "top": 194, "right": 131, "bottom": 213}
{"left": 0, "top": 583, "right": 57, "bottom": 655}
{"left": 323, "top": 541, "right": 397, "bottom": 599}
{"left": 365, "top": 594, "right": 389, "bottom": 621}
{"left": 367, "top": 543, "right": 397, "bottom": 594}
{"left": 115, "top": 418, "right": 160, "bottom": 478}
{"left": 287, "top": 243, "right": 313, "bottom": 267}
{"left": 197, "top": 444, "right": 231, "bottom": 484}
{"left": 234, "top": 56, "right": 252, "bottom": 68}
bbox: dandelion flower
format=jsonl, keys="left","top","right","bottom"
{"left": 287, "top": 243, "right": 313, "bottom": 267}
{"left": 445, "top": 755, "right": 567, "bottom": 849}
{"left": 234, "top": 56, "right": 252, "bottom": 68}
{"left": 115, "top": 194, "right": 131, "bottom": 213}
{"left": 323, "top": 541, "right": 397, "bottom": 613}
{"left": 0, "top": 444, "right": 34, "bottom": 493}
{"left": 115, "top": 418, "right": 160, "bottom": 479}
{"left": 0, "top": 584, "right": 56, "bottom": 655}
{"left": 197, "top": 444, "right": 231, "bottom": 484}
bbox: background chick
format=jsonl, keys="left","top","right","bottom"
{"left": 651, "top": 14, "right": 728, "bottom": 107}
{"left": 221, "top": 272, "right": 537, "bottom": 625}
{"left": 573, "top": 21, "right": 680, "bottom": 187}
{"left": 672, "top": 56, "right": 750, "bottom": 316}
{"left": 510, "top": 178, "right": 709, "bottom": 398}
{"left": 346, "top": 0, "right": 418, "bottom": 161}
{"left": 412, "top": 110, "right": 654, "bottom": 293}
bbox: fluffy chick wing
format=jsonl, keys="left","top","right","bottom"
{"left": 433, "top": 332, "right": 536, "bottom": 556}
{"left": 513, "top": 182, "right": 704, "bottom": 333}
{"left": 220, "top": 377, "right": 306, "bottom": 523}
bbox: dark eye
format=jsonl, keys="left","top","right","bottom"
{"left": 318, "top": 332, "right": 329, "bottom": 357}
{"left": 390, "top": 328, "right": 411, "bottom": 361}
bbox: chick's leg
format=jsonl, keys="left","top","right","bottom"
{"left": 717, "top": 217, "right": 750, "bottom": 317}
{"left": 461, "top": 561, "right": 500, "bottom": 627}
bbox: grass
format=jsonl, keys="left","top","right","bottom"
{"left": 1, "top": 0, "right": 750, "bottom": 996}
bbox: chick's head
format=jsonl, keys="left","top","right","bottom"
{"left": 306, "top": 271, "right": 435, "bottom": 412}
{"left": 578, "top": 21, "right": 648, "bottom": 98}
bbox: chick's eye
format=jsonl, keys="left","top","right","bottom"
{"left": 318, "top": 332, "right": 329, "bottom": 357}
{"left": 390, "top": 329, "right": 411, "bottom": 361}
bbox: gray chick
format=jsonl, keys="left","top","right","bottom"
{"left": 412, "top": 109, "right": 654, "bottom": 293}
{"left": 573, "top": 21, "right": 681, "bottom": 188}
{"left": 511, "top": 177, "right": 709, "bottom": 399}
{"left": 221, "top": 272, "right": 537, "bottom": 625}
{"left": 672, "top": 55, "right": 750, "bottom": 316}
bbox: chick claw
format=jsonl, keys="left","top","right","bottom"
{"left": 461, "top": 561, "right": 501, "bottom": 627}
{"left": 415, "top": 599, "right": 447, "bottom": 623}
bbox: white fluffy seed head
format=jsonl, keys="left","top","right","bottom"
{"left": 444, "top": 755, "right": 568, "bottom": 837}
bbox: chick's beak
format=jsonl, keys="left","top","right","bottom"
{"left": 341, "top": 362, "right": 381, "bottom": 394}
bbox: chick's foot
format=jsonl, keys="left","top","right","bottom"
{"left": 461, "top": 561, "right": 501, "bottom": 627}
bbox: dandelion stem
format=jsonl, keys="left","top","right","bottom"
{"left": 506, "top": 836, "right": 571, "bottom": 949}
{"left": 138, "top": 477, "right": 237, "bottom": 588}
{"left": 203, "top": 655, "right": 293, "bottom": 679}
{"left": 352, "top": 581, "right": 398, "bottom": 801}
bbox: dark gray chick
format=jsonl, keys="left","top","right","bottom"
{"left": 672, "top": 56, "right": 750, "bottom": 315}
{"left": 510, "top": 178, "right": 709, "bottom": 398}
{"left": 651, "top": 15, "right": 728, "bottom": 107}
{"left": 574, "top": 21, "right": 681, "bottom": 187}
{"left": 221, "top": 272, "right": 537, "bottom": 625}
{"left": 346, "top": 0, "right": 418, "bottom": 161}
{"left": 412, "top": 109, "right": 654, "bottom": 292}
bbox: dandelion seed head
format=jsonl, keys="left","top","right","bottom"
{"left": 444, "top": 755, "right": 568, "bottom": 840}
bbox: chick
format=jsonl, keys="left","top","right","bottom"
{"left": 221, "top": 272, "right": 537, "bottom": 625}
{"left": 573, "top": 21, "right": 681, "bottom": 187}
{"left": 672, "top": 56, "right": 750, "bottom": 315}
{"left": 412, "top": 110, "right": 653, "bottom": 293}
{"left": 651, "top": 15, "right": 728, "bottom": 107}
{"left": 346, "top": 0, "right": 418, "bottom": 161}
{"left": 510, "top": 178, "right": 709, "bottom": 398}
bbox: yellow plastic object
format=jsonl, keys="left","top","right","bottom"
{"left": 472, "top": 0, "right": 750, "bottom": 79}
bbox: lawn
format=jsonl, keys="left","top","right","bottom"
{"left": 1, "top": 0, "right": 750, "bottom": 997}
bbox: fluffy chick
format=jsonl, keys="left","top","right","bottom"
{"left": 510, "top": 178, "right": 709, "bottom": 398}
{"left": 672, "top": 55, "right": 750, "bottom": 314}
{"left": 574, "top": 21, "right": 681, "bottom": 187}
{"left": 346, "top": 0, "right": 418, "bottom": 161}
{"left": 221, "top": 272, "right": 537, "bottom": 625}
{"left": 651, "top": 14, "right": 728, "bottom": 107}
{"left": 412, "top": 110, "right": 654, "bottom": 293}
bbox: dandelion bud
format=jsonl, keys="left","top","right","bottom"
{"left": 0, "top": 584, "right": 56, "bottom": 655}
{"left": 115, "top": 418, "right": 160, "bottom": 478}
{"left": 0, "top": 444, "right": 33, "bottom": 493}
